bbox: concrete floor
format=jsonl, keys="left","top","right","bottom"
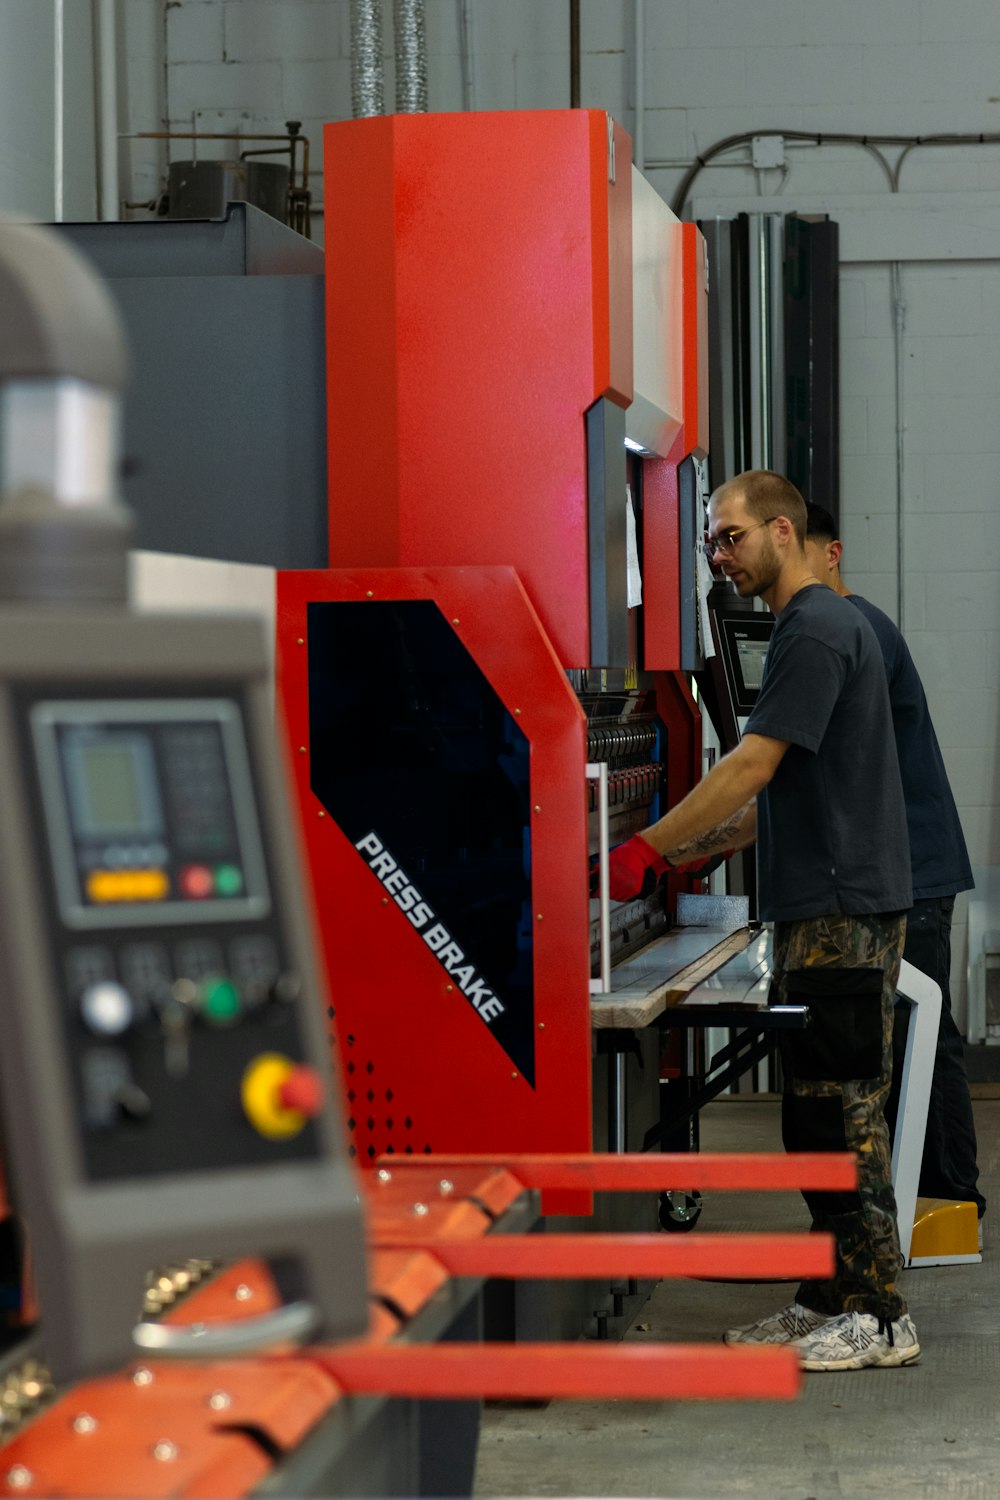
{"left": 475, "top": 1097, "right": 1000, "bottom": 1500}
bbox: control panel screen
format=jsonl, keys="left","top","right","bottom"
{"left": 65, "top": 733, "right": 164, "bottom": 841}
{"left": 735, "top": 635, "right": 769, "bottom": 692}
{"left": 32, "top": 699, "right": 271, "bottom": 929}
{"left": 716, "top": 614, "right": 775, "bottom": 715}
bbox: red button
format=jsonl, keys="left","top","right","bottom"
{"left": 275, "top": 1065, "right": 324, "bottom": 1120}
{"left": 179, "top": 864, "right": 214, "bottom": 899}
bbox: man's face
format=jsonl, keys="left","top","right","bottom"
{"left": 706, "top": 490, "right": 781, "bottom": 600}
{"left": 803, "top": 536, "right": 838, "bottom": 585}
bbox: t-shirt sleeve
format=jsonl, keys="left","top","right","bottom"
{"left": 743, "top": 630, "right": 847, "bottom": 752}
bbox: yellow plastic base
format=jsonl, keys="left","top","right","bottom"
{"left": 910, "top": 1196, "right": 979, "bottom": 1259}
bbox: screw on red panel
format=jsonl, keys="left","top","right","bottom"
{"left": 276, "top": 1065, "right": 324, "bottom": 1118}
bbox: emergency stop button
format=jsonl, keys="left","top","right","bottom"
{"left": 241, "top": 1053, "right": 323, "bottom": 1140}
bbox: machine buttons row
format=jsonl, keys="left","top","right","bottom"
{"left": 82, "top": 862, "right": 246, "bottom": 907}
{"left": 67, "top": 935, "right": 281, "bottom": 1006}
{"left": 80, "top": 843, "right": 168, "bottom": 870}
{"left": 79, "top": 1043, "right": 323, "bottom": 1139}
{"left": 177, "top": 862, "right": 244, "bottom": 899}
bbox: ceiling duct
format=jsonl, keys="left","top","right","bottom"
{"left": 350, "top": 0, "right": 385, "bottom": 118}
{"left": 394, "top": 0, "right": 428, "bottom": 113}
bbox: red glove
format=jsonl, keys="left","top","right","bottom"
{"left": 591, "top": 841, "right": 735, "bottom": 902}
{"left": 600, "top": 834, "right": 671, "bottom": 902}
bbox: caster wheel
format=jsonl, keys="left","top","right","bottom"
{"left": 659, "top": 1189, "right": 703, "bottom": 1231}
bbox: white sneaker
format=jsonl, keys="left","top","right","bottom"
{"left": 723, "top": 1301, "right": 830, "bottom": 1346}
{"left": 792, "top": 1311, "right": 921, "bottom": 1371}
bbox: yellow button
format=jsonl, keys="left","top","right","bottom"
{"left": 87, "top": 869, "right": 169, "bottom": 904}
{"left": 241, "top": 1053, "right": 306, "bottom": 1141}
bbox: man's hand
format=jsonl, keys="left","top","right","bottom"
{"left": 590, "top": 834, "right": 668, "bottom": 901}
{"left": 591, "top": 836, "right": 734, "bottom": 902}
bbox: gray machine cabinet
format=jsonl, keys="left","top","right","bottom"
{"left": 0, "top": 608, "right": 367, "bottom": 1380}
{"left": 53, "top": 206, "right": 328, "bottom": 570}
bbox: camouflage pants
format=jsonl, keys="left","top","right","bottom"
{"left": 770, "top": 911, "right": 907, "bottom": 1321}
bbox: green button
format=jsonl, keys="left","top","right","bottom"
{"left": 214, "top": 864, "right": 244, "bottom": 897}
{"left": 201, "top": 978, "right": 242, "bottom": 1026}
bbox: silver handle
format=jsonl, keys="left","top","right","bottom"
{"left": 586, "top": 761, "right": 611, "bottom": 996}
{"left": 133, "top": 1299, "right": 320, "bottom": 1358}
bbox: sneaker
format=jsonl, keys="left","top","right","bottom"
{"left": 792, "top": 1311, "right": 921, "bottom": 1371}
{"left": 723, "top": 1301, "right": 830, "bottom": 1346}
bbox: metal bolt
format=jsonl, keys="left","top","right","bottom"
{"left": 234, "top": 1283, "right": 253, "bottom": 1302}
{"left": 536, "top": 912, "right": 544, "bottom": 920}
{"left": 381, "top": 896, "right": 389, "bottom": 905}
{"left": 317, "top": 809, "right": 326, "bottom": 818}
{"left": 296, "top": 637, "right": 304, "bottom": 645}
{"left": 452, "top": 617, "right": 460, "bottom": 625}
{"left": 538, "top": 1021, "right": 546, "bottom": 1030}
{"left": 207, "top": 1391, "right": 232, "bottom": 1412}
{"left": 72, "top": 1413, "right": 98, "bottom": 1434}
{"left": 411, "top": 1202, "right": 429, "bottom": 1217}
{"left": 438, "top": 1179, "right": 454, "bottom": 1196}
{"left": 152, "top": 1440, "right": 179, "bottom": 1463}
{"left": 445, "top": 984, "right": 454, "bottom": 992}
{"left": 511, "top": 1071, "right": 519, "bottom": 1080}
{"left": 133, "top": 1367, "right": 154, "bottom": 1387}
{"left": 534, "top": 805, "right": 541, "bottom": 813}
{"left": 299, "top": 746, "right": 307, "bottom": 754}
{"left": 6, "top": 1465, "right": 32, "bottom": 1488}
{"left": 376, "top": 1168, "right": 392, "bottom": 1183}
{"left": 514, "top": 708, "right": 522, "bottom": 715}
{"left": 366, "top": 591, "right": 374, "bottom": 598}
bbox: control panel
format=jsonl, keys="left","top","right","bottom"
{"left": 0, "top": 613, "right": 367, "bottom": 1379}
{"left": 24, "top": 693, "right": 322, "bottom": 1181}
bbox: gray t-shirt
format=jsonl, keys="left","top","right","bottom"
{"left": 744, "top": 584, "right": 912, "bottom": 922}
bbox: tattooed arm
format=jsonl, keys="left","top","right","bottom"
{"left": 640, "top": 733, "right": 787, "bottom": 863}
{"left": 663, "top": 798, "right": 756, "bottom": 865}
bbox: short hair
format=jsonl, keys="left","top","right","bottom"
{"left": 805, "top": 502, "right": 838, "bottom": 542}
{"left": 713, "top": 470, "right": 807, "bottom": 545}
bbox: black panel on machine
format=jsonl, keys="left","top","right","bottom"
{"left": 17, "top": 683, "right": 320, "bottom": 1182}
{"left": 307, "top": 601, "right": 536, "bottom": 1084}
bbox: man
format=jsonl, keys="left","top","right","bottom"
{"left": 804, "top": 502, "right": 984, "bottom": 1220}
{"left": 605, "top": 470, "right": 919, "bottom": 1371}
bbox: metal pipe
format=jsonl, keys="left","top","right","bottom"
{"left": 570, "top": 0, "right": 581, "bottom": 107}
{"left": 569, "top": 0, "right": 581, "bottom": 107}
{"left": 892, "top": 261, "right": 907, "bottom": 628}
{"left": 634, "top": 0, "right": 645, "bottom": 171}
{"left": 54, "top": 0, "right": 65, "bottom": 220}
{"left": 394, "top": 0, "right": 428, "bottom": 112}
{"left": 92, "top": 0, "right": 120, "bottom": 221}
{"left": 458, "top": 0, "right": 476, "bottom": 111}
{"left": 351, "top": 0, "right": 385, "bottom": 118}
